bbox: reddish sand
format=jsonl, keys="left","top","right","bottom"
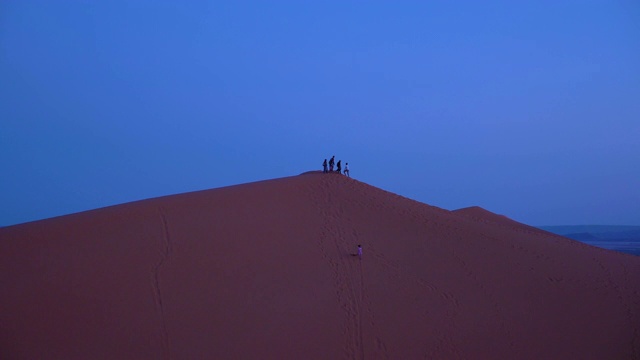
{"left": 1, "top": 172, "right": 639, "bottom": 359}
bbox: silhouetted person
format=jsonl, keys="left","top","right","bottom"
{"left": 329, "top": 156, "right": 335, "bottom": 172}
{"left": 322, "top": 159, "right": 328, "bottom": 173}
{"left": 336, "top": 160, "right": 341, "bottom": 174}
{"left": 344, "top": 162, "right": 349, "bottom": 177}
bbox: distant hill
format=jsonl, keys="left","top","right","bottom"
{"left": 563, "top": 232, "right": 601, "bottom": 241}
{"left": 540, "top": 226, "right": 640, "bottom": 256}
{"left": 540, "top": 225, "right": 640, "bottom": 236}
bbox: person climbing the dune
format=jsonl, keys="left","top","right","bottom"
{"left": 322, "top": 159, "right": 328, "bottom": 173}
{"left": 336, "top": 160, "right": 341, "bottom": 174}
{"left": 344, "top": 162, "right": 349, "bottom": 177}
{"left": 357, "top": 244, "right": 362, "bottom": 260}
{"left": 329, "top": 156, "right": 335, "bottom": 172}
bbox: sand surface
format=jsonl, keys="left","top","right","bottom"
{"left": 1, "top": 172, "right": 639, "bottom": 359}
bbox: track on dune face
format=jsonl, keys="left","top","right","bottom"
{"left": 307, "top": 174, "right": 386, "bottom": 360}
{"left": 308, "top": 174, "right": 464, "bottom": 359}
{"left": 306, "top": 173, "right": 520, "bottom": 359}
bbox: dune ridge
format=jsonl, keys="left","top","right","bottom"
{"left": 1, "top": 173, "right": 639, "bottom": 359}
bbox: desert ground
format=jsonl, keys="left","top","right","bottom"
{"left": 1, "top": 172, "right": 639, "bottom": 359}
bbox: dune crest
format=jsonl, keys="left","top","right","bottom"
{"left": 1, "top": 173, "right": 639, "bottom": 359}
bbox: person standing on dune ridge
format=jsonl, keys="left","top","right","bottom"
{"left": 329, "top": 156, "right": 335, "bottom": 172}
{"left": 336, "top": 160, "right": 341, "bottom": 174}
{"left": 322, "top": 159, "right": 328, "bottom": 173}
{"left": 344, "top": 162, "right": 349, "bottom": 177}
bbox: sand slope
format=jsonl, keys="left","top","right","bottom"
{"left": 1, "top": 173, "right": 639, "bottom": 359}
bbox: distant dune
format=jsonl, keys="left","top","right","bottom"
{"left": 1, "top": 173, "right": 639, "bottom": 359}
{"left": 540, "top": 225, "right": 640, "bottom": 235}
{"left": 541, "top": 225, "right": 640, "bottom": 257}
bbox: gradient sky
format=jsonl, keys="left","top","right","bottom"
{"left": 2, "top": 1, "right": 639, "bottom": 227}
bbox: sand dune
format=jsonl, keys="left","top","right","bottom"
{"left": 1, "top": 173, "right": 639, "bottom": 359}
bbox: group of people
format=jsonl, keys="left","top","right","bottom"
{"left": 322, "top": 156, "right": 350, "bottom": 177}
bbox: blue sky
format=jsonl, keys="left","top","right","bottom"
{"left": 1, "top": 1, "right": 639, "bottom": 226}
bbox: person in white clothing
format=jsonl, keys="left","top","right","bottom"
{"left": 344, "top": 163, "right": 350, "bottom": 177}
